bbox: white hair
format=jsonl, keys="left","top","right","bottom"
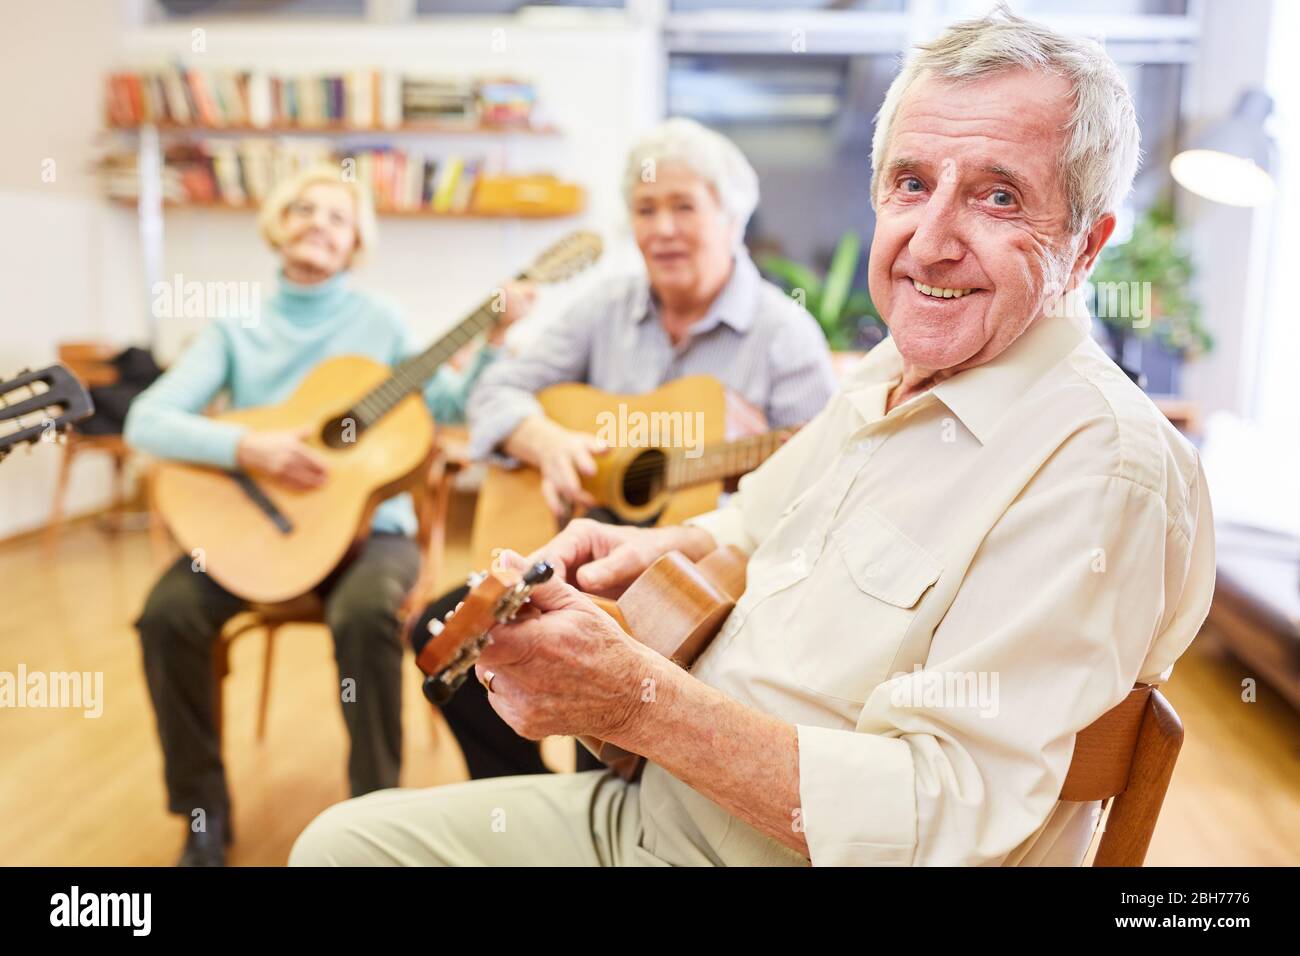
{"left": 622, "top": 118, "right": 760, "bottom": 245}
{"left": 870, "top": 3, "right": 1141, "bottom": 235}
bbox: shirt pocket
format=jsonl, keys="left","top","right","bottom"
{"left": 782, "top": 504, "right": 943, "bottom": 703}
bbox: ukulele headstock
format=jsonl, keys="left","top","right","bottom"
{"left": 522, "top": 230, "right": 603, "bottom": 284}
{"left": 416, "top": 560, "right": 553, "bottom": 705}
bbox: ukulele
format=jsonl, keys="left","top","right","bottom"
{"left": 470, "top": 374, "right": 794, "bottom": 567}
{"left": 414, "top": 545, "right": 747, "bottom": 781}
{"left": 0, "top": 365, "right": 94, "bottom": 462}
{"left": 152, "top": 230, "right": 603, "bottom": 603}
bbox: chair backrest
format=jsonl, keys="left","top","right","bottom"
{"left": 58, "top": 342, "right": 120, "bottom": 389}
{"left": 1061, "top": 684, "right": 1184, "bottom": 866}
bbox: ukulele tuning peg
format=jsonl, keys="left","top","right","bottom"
{"left": 466, "top": 571, "right": 486, "bottom": 589}
{"left": 426, "top": 618, "right": 444, "bottom": 637}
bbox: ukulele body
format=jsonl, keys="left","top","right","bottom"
{"left": 580, "top": 544, "right": 748, "bottom": 780}
{"left": 153, "top": 354, "right": 435, "bottom": 603}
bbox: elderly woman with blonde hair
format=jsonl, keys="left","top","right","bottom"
{"left": 124, "top": 164, "right": 526, "bottom": 867}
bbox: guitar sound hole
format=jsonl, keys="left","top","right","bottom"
{"left": 622, "top": 449, "right": 666, "bottom": 507}
{"left": 321, "top": 413, "right": 364, "bottom": 450}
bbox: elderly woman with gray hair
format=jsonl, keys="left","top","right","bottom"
{"left": 124, "top": 164, "right": 524, "bottom": 867}
{"left": 411, "top": 117, "right": 838, "bottom": 782}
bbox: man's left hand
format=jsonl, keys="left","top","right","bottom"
{"left": 475, "top": 552, "right": 657, "bottom": 743}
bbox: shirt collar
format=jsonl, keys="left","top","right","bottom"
{"left": 840, "top": 312, "right": 1088, "bottom": 443}
{"left": 636, "top": 253, "right": 761, "bottom": 335}
{"left": 931, "top": 313, "right": 1088, "bottom": 443}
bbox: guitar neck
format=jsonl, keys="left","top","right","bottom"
{"left": 664, "top": 428, "right": 794, "bottom": 491}
{"left": 349, "top": 276, "right": 522, "bottom": 427}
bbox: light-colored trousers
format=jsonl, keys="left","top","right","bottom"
{"left": 289, "top": 769, "right": 721, "bottom": 867}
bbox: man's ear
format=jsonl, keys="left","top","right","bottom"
{"left": 1069, "top": 212, "right": 1117, "bottom": 288}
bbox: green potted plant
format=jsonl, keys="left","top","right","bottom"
{"left": 759, "top": 232, "right": 885, "bottom": 352}
{"left": 1089, "top": 200, "right": 1212, "bottom": 372}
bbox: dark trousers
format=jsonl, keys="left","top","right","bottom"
{"left": 136, "top": 532, "right": 419, "bottom": 820}
{"left": 416, "top": 506, "right": 634, "bottom": 780}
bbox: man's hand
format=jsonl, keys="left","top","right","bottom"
{"left": 522, "top": 517, "right": 717, "bottom": 598}
{"left": 475, "top": 554, "right": 660, "bottom": 742}
{"left": 235, "top": 427, "right": 328, "bottom": 490}
{"left": 487, "top": 279, "right": 536, "bottom": 346}
{"left": 503, "top": 416, "right": 607, "bottom": 517}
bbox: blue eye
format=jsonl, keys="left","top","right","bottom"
{"left": 903, "top": 177, "right": 924, "bottom": 192}
{"left": 990, "top": 190, "right": 1015, "bottom": 206}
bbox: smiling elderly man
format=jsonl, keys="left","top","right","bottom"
{"left": 291, "top": 7, "right": 1215, "bottom": 867}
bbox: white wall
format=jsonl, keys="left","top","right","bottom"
{"left": 0, "top": 6, "right": 662, "bottom": 539}
{"left": 0, "top": 0, "right": 133, "bottom": 539}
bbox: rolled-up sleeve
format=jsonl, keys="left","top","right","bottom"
{"left": 796, "top": 469, "right": 1210, "bottom": 866}
{"left": 466, "top": 297, "right": 599, "bottom": 461}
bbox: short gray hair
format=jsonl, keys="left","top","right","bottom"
{"left": 870, "top": 3, "right": 1141, "bottom": 235}
{"left": 623, "top": 118, "right": 760, "bottom": 242}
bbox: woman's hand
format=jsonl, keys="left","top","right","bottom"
{"left": 235, "top": 428, "right": 328, "bottom": 490}
{"left": 520, "top": 517, "right": 717, "bottom": 598}
{"left": 504, "top": 416, "right": 607, "bottom": 517}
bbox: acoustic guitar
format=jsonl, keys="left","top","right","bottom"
{"left": 414, "top": 544, "right": 747, "bottom": 780}
{"left": 152, "top": 230, "right": 603, "bottom": 603}
{"left": 470, "top": 374, "right": 794, "bottom": 566}
{"left": 0, "top": 364, "right": 94, "bottom": 461}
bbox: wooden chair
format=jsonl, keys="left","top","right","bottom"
{"left": 147, "top": 435, "right": 458, "bottom": 746}
{"left": 48, "top": 342, "right": 132, "bottom": 549}
{"left": 1062, "top": 684, "right": 1184, "bottom": 866}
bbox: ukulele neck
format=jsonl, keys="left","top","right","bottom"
{"left": 664, "top": 428, "right": 793, "bottom": 490}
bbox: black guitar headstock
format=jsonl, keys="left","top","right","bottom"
{"left": 0, "top": 364, "right": 94, "bottom": 462}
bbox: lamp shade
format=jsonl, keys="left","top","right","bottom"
{"left": 1171, "top": 89, "right": 1277, "bottom": 207}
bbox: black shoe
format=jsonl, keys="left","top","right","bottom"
{"left": 177, "top": 811, "right": 231, "bottom": 867}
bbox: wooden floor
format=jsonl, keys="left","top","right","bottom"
{"left": 1, "top": 503, "right": 1298, "bottom": 866}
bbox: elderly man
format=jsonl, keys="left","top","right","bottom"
{"left": 293, "top": 7, "right": 1214, "bottom": 867}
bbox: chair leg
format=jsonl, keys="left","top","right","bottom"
{"left": 257, "top": 624, "right": 277, "bottom": 742}
{"left": 45, "top": 443, "right": 76, "bottom": 552}
{"left": 213, "top": 638, "right": 229, "bottom": 752}
{"left": 107, "top": 449, "right": 126, "bottom": 532}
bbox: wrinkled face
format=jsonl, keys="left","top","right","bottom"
{"left": 869, "top": 69, "right": 1103, "bottom": 376}
{"left": 631, "top": 161, "right": 736, "bottom": 299}
{"left": 279, "top": 182, "right": 359, "bottom": 277}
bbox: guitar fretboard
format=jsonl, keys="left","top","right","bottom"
{"left": 349, "top": 284, "right": 517, "bottom": 428}
{"left": 664, "top": 428, "right": 795, "bottom": 490}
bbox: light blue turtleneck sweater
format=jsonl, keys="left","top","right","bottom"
{"left": 124, "top": 271, "right": 497, "bottom": 536}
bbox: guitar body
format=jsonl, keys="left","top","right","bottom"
{"left": 153, "top": 354, "right": 435, "bottom": 603}
{"left": 471, "top": 375, "right": 727, "bottom": 566}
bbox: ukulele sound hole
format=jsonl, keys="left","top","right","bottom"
{"left": 622, "top": 449, "right": 666, "bottom": 507}
{"left": 321, "top": 413, "right": 364, "bottom": 450}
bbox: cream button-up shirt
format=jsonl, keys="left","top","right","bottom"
{"left": 637, "top": 310, "right": 1215, "bottom": 866}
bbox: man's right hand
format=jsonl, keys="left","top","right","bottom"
{"left": 519, "top": 517, "right": 717, "bottom": 598}
{"left": 235, "top": 428, "right": 328, "bottom": 490}
{"left": 503, "top": 416, "right": 607, "bottom": 518}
